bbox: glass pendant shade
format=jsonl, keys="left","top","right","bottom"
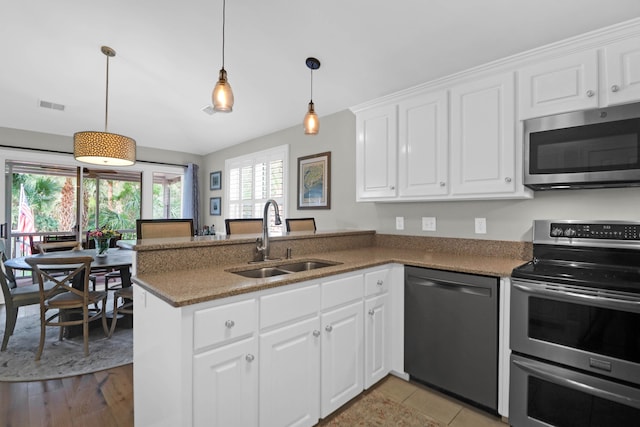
{"left": 303, "top": 101, "right": 319, "bottom": 135}
{"left": 212, "top": 68, "right": 234, "bottom": 112}
{"left": 73, "top": 131, "right": 136, "bottom": 166}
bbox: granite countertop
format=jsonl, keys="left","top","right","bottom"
{"left": 133, "top": 245, "right": 528, "bottom": 308}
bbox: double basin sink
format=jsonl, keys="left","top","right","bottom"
{"left": 229, "top": 259, "right": 342, "bottom": 278}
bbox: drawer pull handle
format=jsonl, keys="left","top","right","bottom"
{"left": 225, "top": 320, "right": 235, "bottom": 328}
{"left": 611, "top": 85, "right": 620, "bottom": 92}
{"left": 586, "top": 89, "right": 595, "bottom": 97}
{"left": 368, "top": 309, "right": 375, "bottom": 316}
{"left": 313, "top": 330, "right": 320, "bottom": 337}
{"left": 325, "top": 325, "right": 333, "bottom": 332}
{"left": 245, "top": 354, "right": 255, "bottom": 362}
{"left": 377, "top": 280, "right": 383, "bottom": 286}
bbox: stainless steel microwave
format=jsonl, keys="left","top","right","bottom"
{"left": 524, "top": 102, "right": 640, "bottom": 190}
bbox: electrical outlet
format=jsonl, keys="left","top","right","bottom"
{"left": 422, "top": 217, "right": 436, "bottom": 231}
{"left": 396, "top": 216, "right": 405, "bottom": 230}
{"left": 475, "top": 217, "right": 487, "bottom": 234}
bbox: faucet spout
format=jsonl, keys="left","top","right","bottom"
{"left": 257, "top": 199, "right": 281, "bottom": 261}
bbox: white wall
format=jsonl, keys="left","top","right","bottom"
{"left": 203, "top": 109, "right": 640, "bottom": 242}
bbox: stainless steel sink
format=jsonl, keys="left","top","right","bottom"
{"left": 278, "top": 261, "right": 338, "bottom": 272}
{"left": 232, "top": 267, "right": 290, "bottom": 278}
{"left": 229, "top": 259, "right": 342, "bottom": 278}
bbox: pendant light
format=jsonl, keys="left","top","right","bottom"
{"left": 74, "top": 46, "right": 136, "bottom": 166}
{"left": 212, "top": 0, "right": 234, "bottom": 112}
{"left": 303, "top": 57, "right": 321, "bottom": 135}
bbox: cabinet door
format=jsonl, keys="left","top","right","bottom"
{"left": 355, "top": 104, "right": 398, "bottom": 200}
{"left": 398, "top": 90, "right": 449, "bottom": 197}
{"left": 518, "top": 50, "right": 598, "bottom": 119}
{"left": 450, "top": 73, "right": 516, "bottom": 196}
{"left": 321, "top": 300, "right": 364, "bottom": 418}
{"left": 604, "top": 35, "right": 640, "bottom": 106}
{"left": 364, "top": 293, "right": 390, "bottom": 389}
{"left": 193, "top": 337, "right": 258, "bottom": 427}
{"left": 260, "top": 316, "right": 320, "bottom": 427}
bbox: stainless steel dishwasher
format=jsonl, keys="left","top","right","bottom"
{"left": 404, "top": 266, "right": 498, "bottom": 412}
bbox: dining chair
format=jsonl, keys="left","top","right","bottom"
{"left": 225, "top": 218, "right": 263, "bottom": 235}
{"left": 285, "top": 218, "right": 317, "bottom": 232}
{"left": 136, "top": 218, "right": 194, "bottom": 239}
{"left": 25, "top": 255, "right": 109, "bottom": 360}
{"left": 86, "top": 232, "right": 123, "bottom": 291}
{"left": 0, "top": 249, "right": 64, "bottom": 351}
{"left": 108, "top": 286, "right": 133, "bottom": 337}
{"left": 37, "top": 240, "right": 98, "bottom": 290}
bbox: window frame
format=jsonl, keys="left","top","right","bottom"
{"left": 224, "top": 144, "right": 289, "bottom": 231}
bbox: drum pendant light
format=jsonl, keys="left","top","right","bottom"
{"left": 212, "top": 0, "right": 234, "bottom": 112}
{"left": 74, "top": 46, "right": 136, "bottom": 166}
{"left": 303, "top": 57, "right": 321, "bottom": 135}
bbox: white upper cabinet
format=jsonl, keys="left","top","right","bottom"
{"left": 450, "top": 73, "right": 517, "bottom": 196}
{"left": 397, "top": 90, "right": 449, "bottom": 197}
{"left": 355, "top": 104, "right": 398, "bottom": 200}
{"left": 518, "top": 50, "right": 599, "bottom": 120}
{"left": 604, "top": 35, "right": 640, "bottom": 106}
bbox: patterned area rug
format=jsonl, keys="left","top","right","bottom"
{"left": 320, "top": 390, "right": 442, "bottom": 426}
{"left": 0, "top": 312, "right": 132, "bottom": 382}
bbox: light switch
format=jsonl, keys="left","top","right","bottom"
{"left": 422, "top": 217, "right": 436, "bottom": 231}
{"left": 475, "top": 218, "right": 487, "bottom": 234}
{"left": 396, "top": 216, "right": 405, "bottom": 230}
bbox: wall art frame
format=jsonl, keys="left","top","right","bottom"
{"left": 297, "top": 151, "right": 331, "bottom": 209}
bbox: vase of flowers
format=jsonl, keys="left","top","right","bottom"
{"left": 88, "top": 227, "right": 118, "bottom": 257}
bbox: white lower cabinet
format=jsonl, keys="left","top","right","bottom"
{"left": 260, "top": 316, "right": 321, "bottom": 427}
{"left": 193, "top": 337, "right": 258, "bottom": 427}
{"left": 134, "top": 265, "right": 402, "bottom": 427}
{"left": 320, "top": 300, "right": 364, "bottom": 417}
{"left": 364, "top": 292, "right": 390, "bottom": 389}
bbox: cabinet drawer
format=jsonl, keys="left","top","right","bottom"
{"left": 261, "top": 284, "right": 321, "bottom": 330}
{"left": 194, "top": 299, "right": 257, "bottom": 351}
{"left": 365, "top": 269, "right": 390, "bottom": 296}
{"left": 322, "top": 274, "right": 363, "bottom": 310}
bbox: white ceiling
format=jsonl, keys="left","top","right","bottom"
{"left": 2, "top": 1, "right": 640, "bottom": 156}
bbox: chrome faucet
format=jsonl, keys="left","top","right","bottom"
{"left": 256, "top": 199, "right": 282, "bottom": 261}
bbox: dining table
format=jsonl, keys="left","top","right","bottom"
{"left": 5, "top": 248, "right": 133, "bottom": 288}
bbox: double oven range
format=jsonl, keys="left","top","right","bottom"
{"left": 510, "top": 220, "right": 640, "bottom": 427}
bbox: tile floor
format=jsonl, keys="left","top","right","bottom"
{"left": 374, "top": 375, "right": 507, "bottom": 427}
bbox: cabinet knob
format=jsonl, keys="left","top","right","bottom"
{"left": 390, "top": 186, "right": 395, "bottom": 190}
{"left": 439, "top": 182, "right": 446, "bottom": 187}
{"left": 377, "top": 279, "right": 383, "bottom": 286}
{"left": 368, "top": 309, "right": 375, "bottom": 316}
{"left": 312, "top": 330, "right": 321, "bottom": 337}
{"left": 586, "top": 90, "right": 595, "bottom": 97}
{"left": 325, "top": 325, "right": 333, "bottom": 332}
{"left": 611, "top": 85, "right": 620, "bottom": 93}
{"left": 505, "top": 177, "right": 512, "bottom": 183}
{"left": 245, "top": 354, "right": 255, "bottom": 362}
{"left": 225, "top": 320, "right": 235, "bottom": 328}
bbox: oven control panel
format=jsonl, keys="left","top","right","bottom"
{"left": 549, "top": 222, "right": 640, "bottom": 240}
{"left": 534, "top": 220, "right": 640, "bottom": 247}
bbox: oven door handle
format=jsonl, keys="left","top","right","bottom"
{"left": 513, "top": 282, "right": 640, "bottom": 312}
{"left": 513, "top": 358, "right": 640, "bottom": 408}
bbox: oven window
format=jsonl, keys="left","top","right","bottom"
{"left": 529, "top": 297, "right": 640, "bottom": 363}
{"left": 530, "top": 118, "right": 640, "bottom": 174}
{"left": 528, "top": 377, "right": 640, "bottom": 426}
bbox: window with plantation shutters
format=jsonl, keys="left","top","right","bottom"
{"left": 225, "top": 145, "right": 288, "bottom": 233}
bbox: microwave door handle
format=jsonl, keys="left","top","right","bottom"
{"left": 512, "top": 358, "right": 640, "bottom": 409}
{"left": 513, "top": 282, "right": 640, "bottom": 312}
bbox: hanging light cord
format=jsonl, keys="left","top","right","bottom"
{"left": 309, "top": 68, "right": 313, "bottom": 102}
{"left": 104, "top": 52, "right": 110, "bottom": 132}
{"left": 221, "top": 0, "right": 226, "bottom": 70}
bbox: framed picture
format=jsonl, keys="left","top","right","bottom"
{"left": 297, "top": 151, "right": 331, "bottom": 209}
{"left": 210, "top": 197, "right": 221, "bottom": 216}
{"left": 210, "top": 171, "right": 221, "bottom": 190}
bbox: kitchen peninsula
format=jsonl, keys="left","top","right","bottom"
{"left": 128, "top": 230, "right": 530, "bottom": 426}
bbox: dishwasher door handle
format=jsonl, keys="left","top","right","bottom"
{"left": 406, "top": 276, "right": 492, "bottom": 297}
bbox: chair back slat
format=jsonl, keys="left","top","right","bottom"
{"left": 225, "top": 219, "right": 263, "bottom": 235}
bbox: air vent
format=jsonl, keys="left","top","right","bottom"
{"left": 201, "top": 105, "right": 215, "bottom": 115}
{"left": 39, "top": 100, "right": 65, "bottom": 111}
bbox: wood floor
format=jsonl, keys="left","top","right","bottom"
{"left": 0, "top": 364, "right": 134, "bottom": 427}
